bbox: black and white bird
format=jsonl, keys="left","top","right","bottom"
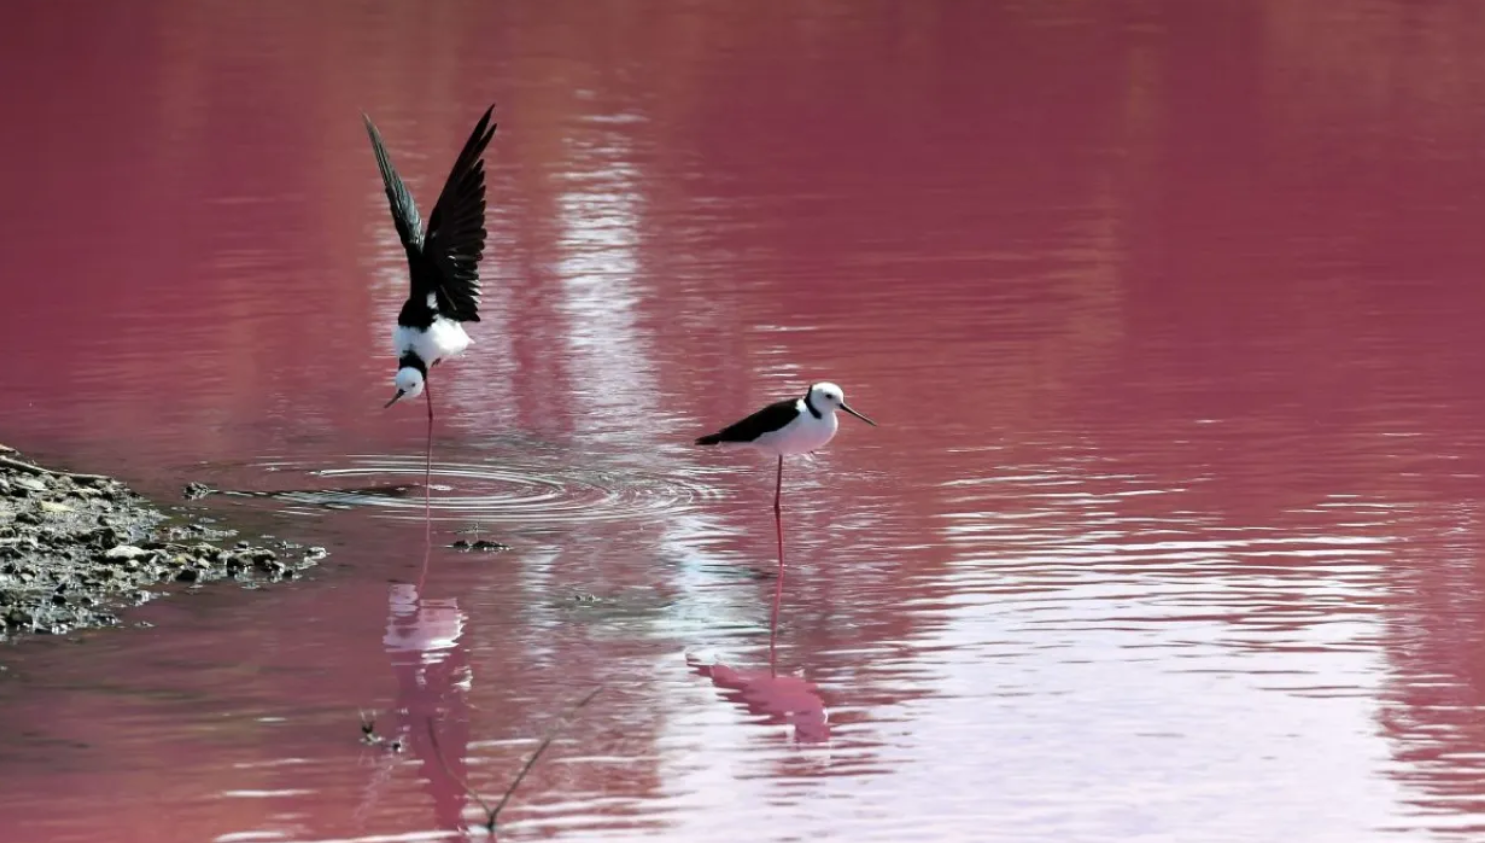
{"left": 365, "top": 104, "right": 496, "bottom": 410}
{"left": 363, "top": 104, "right": 497, "bottom": 502}
{"left": 695, "top": 382, "right": 876, "bottom": 569}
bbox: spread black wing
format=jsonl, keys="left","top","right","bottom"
{"left": 364, "top": 105, "right": 497, "bottom": 325}
{"left": 696, "top": 399, "right": 801, "bottom": 445}
{"left": 363, "top": 113, "right": 425, "bottom": 254}
{"left": 422, "top": 105, "right": 498, "bottom": 323}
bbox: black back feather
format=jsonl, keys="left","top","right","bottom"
{"left": 695, "top": 398, "right": 802, "bottom": 445}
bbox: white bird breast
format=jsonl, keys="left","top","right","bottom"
{"left": 754, "top": 402, "right": 840, "bottom": 456}
{"left": 393, "top": 319, "right": 472, "bottom": 365}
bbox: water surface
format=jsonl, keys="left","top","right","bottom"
{"left": 5, "top": 1, "right": 1485, "bottom": 841}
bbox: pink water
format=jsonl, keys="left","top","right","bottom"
{"left": 5, "top": 1, "right": 1485, "bottom": 840}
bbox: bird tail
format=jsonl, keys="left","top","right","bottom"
{"left": 695, "top": 433, "right": 724, "bottom": 446}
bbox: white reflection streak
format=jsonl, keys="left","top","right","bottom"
{"left": 554, "top": 133, "right": 657, "bottom": 438}
{"left": 384, "top": 583, "right": 466, "bottom": 666}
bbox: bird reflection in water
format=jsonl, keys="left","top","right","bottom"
{"left": 382, "top": 550, "right": 476, "bottom": 831}
{"left": 690, "top": 566, "right": 830, "bottom": 743}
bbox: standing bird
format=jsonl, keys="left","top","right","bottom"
{"left": 695, "top": 382, "right": 876, "bottom": 576}
{"left": 364, "top": 105, "right": 498, "bottom": 512}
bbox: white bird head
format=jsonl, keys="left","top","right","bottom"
{"left": 808, "top": 382, "right": 876, "bottom": 426}
{"left": 385, "top": 366, "right": 425, "bottom": 408}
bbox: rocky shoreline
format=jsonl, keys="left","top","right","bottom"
{"left": 0, "top": 444, "right": 326, "bottom": 641}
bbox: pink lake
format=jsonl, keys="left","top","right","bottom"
{"left": 4, "top": 1, "right": 1485, "bottom": 841}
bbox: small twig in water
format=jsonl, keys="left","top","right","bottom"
{"left": 426, "top": 686, "right": 605, "bottom": 834}
{"left": 456, "top": 522, "right": 486, "bottom": 542}
{"left": 359, "top": 710, "right": 403, "bottom": 751}
{"left": 426, "top": 719, "right": 497, "bottom": 825}
{"left": 360, "top": 710, "right": 378, "bottom": 742}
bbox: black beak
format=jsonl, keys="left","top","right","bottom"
{"left": 841, "top": 402, "right": 877, "bottom": 426}
{"left": 384, "top": 389, "right": 406, "bottom": 409}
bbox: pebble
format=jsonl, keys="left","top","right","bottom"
{"left": 104, "top": 545, "right": 148, "bottom": 561}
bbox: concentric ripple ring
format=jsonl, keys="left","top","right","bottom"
{"left": 248, "top": 455, "right": 717, "bottom": 525}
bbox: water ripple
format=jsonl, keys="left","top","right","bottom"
{"left": 227, "top": 455, "right": 721, "bottom": 525}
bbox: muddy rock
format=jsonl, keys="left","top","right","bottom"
{"left": 0, "top": 447, "right": 329, "bottom": 642}
{"left": 182, "top": 482, "right": 213, "bottom": 500}
{"left": 451, "top": 539, "right": 512, "bottom": 552}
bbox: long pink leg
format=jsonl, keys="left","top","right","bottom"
{"left": 770, "top": 455, "right": 784, "bottom": 670}
{"left": 424, "top": 377, "right": 434, "bottom": 539}
{"left": 774, "top": 456, "right": 784, "bottom": 571}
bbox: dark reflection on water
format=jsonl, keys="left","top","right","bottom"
{"left": 6, "top": 0, "right": 1485, "bottom": 841}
